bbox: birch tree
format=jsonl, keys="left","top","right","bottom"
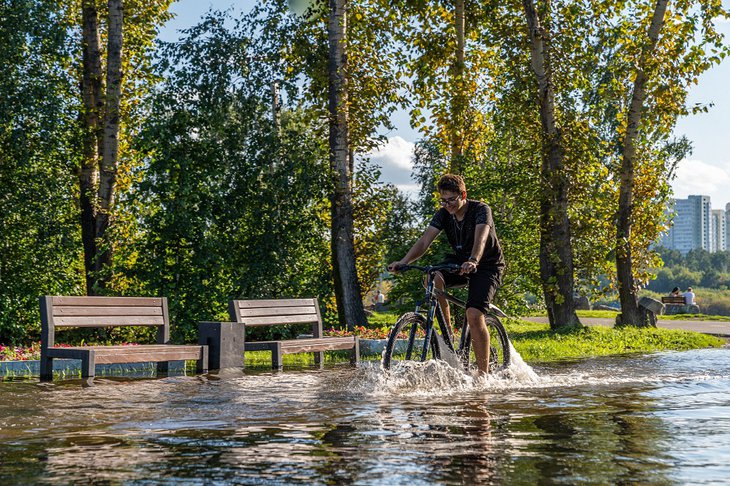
{"left": 521, "top": 0, "right": 581, "bottom": 329}
{"left": 328, "top": 0, "right": 368, "bottom": 329}
{"left": 78, "top": 0, "right": 171, "bottom": 293}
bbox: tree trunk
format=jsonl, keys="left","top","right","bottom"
{"left": 616, "top": 0, "right": 668, "bottom": 327}
{"left": 328, "top": 0, "right": 367, "bottom": 331}
{"left": 79, "top": 0, "right": 103, "bottom": 294}
{"left": 449, "top": 0, "right": 466, "bottom": 171}
{"left": 522, "top": 0, "right": 580, "bottom": 330}
{"left": 93, "top": 0, "right": 123, "bottom": 288}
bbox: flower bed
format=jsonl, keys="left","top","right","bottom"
{"left": 0, "top": 342, "right": 41, "bottom": 361}
{"left": 325, "top": 325, "right": 393, "bottom": 340}
{"left": 0, "top": 342, "right": 140, "bottom": 362}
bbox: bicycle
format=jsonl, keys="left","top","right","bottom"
{"left": 382, "top": 263, "right": 511, "bottom": 373}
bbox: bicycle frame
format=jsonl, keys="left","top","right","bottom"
{"left": 413, "top": 264, "right": 508, "bottom": 362}
{"left": 414, "top": 267, "right": 466, "bottom": 359}
{"left": 383, "top": 263, "right": 512, "bottom": 372}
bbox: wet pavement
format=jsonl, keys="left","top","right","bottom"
{"left": 2, "top": 349, "right": 730, "bottom": 484}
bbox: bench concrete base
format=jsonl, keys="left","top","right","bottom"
{"left": 663, "top": 304, "right": 701, "bottom": 315}
{"left": 0, "top": 359, "right": 189, "bottom": 378}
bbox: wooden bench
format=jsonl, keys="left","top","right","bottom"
{"left": 661, "top": 296, "right": 687, "bottom": 305}
{"left": 40, "top": 296, "right": 208, "bottom": 381}
{"left": 228, "top": 298, "right": 359, "bottom": 368}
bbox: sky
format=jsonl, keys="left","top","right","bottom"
{"left": 161, "top": 0, "right": 730, "bottom": 210}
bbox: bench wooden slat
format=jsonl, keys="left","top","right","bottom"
{"left": 239, "top": 314, "right": 319, "bottom": 326}
{"left": 52, "top": 296, "right": 162, "bottom": 306}
{"left": 40, "top": 295, "right": 208, "bottom": 380}
{"left": 52, "top": 316, "right": 165, "bottom": 327}
{"left": 234, "top": 298, "right": 316, "bottom": 309}
{"left": 237, "top": 306, "right": 317, "bottom": 318}
{"left": 229, "top": 297, "right": 359, "bottom": 368}
{"left": 280, "top": 340, "right": 356, "bottom": 354}
{"left": 244, "top": 337, "right": 356, "bottom": 354}
{"left": 53, "top": 306, "right": 164, "bottom": 317}
{"left": 661, "top": 296, "right": 687, "bottom": 305}
{"left": 46, "top": 345, "right": 204, "bottom": 363}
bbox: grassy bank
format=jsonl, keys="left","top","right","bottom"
{"left": 504, "top": 318, "right": 724, "bottom": 363}
{"left": 243, "top": 316, "right": 724, "bottom": 367}
{"left": 528, "top": 309, "right": 730, "bottom": 322}
{"left": 3, "top": 309, "right": 723, "bottom": 370}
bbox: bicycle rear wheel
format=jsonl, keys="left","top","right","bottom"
{"left": 460, "top": 314, "right": 511, "bottom": 373}
{"left": 382, "top": 312, "right": 441, "bottom": 369}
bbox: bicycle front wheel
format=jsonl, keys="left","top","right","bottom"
{"left": 382, "top": 312, "right": 441, "bottom": 370}
{"left": 461, "top": 314, "right": 511, "bottom": 373}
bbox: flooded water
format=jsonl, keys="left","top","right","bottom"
{"left": 1, "top": 347, "right": 730, "bottom": 484}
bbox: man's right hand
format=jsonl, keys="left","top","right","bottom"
{"left": 388, "top": 261, "right": 405, "bottom": 272}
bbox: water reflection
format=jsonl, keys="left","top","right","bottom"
{"left": 0, "top": 349, "right": 729, "bottom": 484}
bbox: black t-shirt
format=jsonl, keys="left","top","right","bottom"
{"left": 429, "top": 200, "right": 505, "bottom": 270}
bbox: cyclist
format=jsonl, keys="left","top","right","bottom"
{"left": 388, "top": 174, "right": 505, "bottom": 374}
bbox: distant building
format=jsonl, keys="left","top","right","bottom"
{"left": 660, "top": 195, "right": 712, "bottom": 255}
{"left": 711, "top": 209, "right": 726, "bottom": 252}
{"left": 727, "top": 203, "right": 730, "bottom": 252}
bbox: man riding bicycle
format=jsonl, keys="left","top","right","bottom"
{"left": 388, "top": 174, "right": 505, "bottom": 374}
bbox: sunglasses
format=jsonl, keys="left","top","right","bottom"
{"left": 439, "top": 195, "right": 461, "bottom": 206}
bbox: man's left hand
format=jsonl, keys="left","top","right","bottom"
{"left": 460, "top": 261, "right": 477, "bottom": 275}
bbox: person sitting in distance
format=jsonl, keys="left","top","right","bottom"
{"left": 683, "top": 287, "right": 696, "bottom": 305}
{"left": 670, "top": 287, "right": 681, "bottom": 297}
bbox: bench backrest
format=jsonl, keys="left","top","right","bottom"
{"left": 661, "top": 296, "right": 686, "bottom": 305}
{"left": 228, "top": 298, "right": 322, "bottom": 338}
{"left": 40, "top": 296, "right": 170, "bottom": 348}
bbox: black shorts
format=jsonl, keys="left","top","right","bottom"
{"left": 439, "top": 257, "right": 503, "bottom": 314}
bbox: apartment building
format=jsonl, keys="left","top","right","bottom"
{"left": 659, "top": 195, "right": 727, "bottom": 254}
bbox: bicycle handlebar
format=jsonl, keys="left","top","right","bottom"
{"left": 391, "top": 263, "right": 463, "bottom": 274}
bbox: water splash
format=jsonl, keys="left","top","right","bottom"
{"left": 433, "top": 331, "right": 462, "bottom": 369}
{"left": 364, "top": 339, "right": 730, "bottom": 398}
{"left": 502, "top": 341, "right": 541, "bottom": 384}
{"left": 359, "top": 338, "right": 543, "bottom": 397}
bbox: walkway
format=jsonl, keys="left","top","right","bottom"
{"left": 521, "top": 316, "right": 730, "bottom": 338}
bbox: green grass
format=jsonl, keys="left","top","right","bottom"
{"left": 367, "top": 310, "right": 400, "bottom": 327}
{"left": 524, "top": 309, "right": 621, "bottom": 319}
{"left": 529, "top": 309, "right": 730, "bottom": 322}
{"left": 505, "top": 318, "right": 725, "bottom": 363}
{"left": 576, "top": 310, "right": 620, "bottom": 319}
{"left": 242, "top": 350, "right": 356, "bottom": 368}
{"left": 358, "top": 311, "right": 725, "bottom": 365}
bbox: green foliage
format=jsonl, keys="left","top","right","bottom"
{"left": 648, "top": 248, "right": 730, "bottom": 294}
{"left": 0, "top": 0, "right": 84, "bottom": 344}
{"left": 121, "top": 11, "right": 334, "bottom": 341}
{"left": 353, "top": 161, "right": 403, "bottom": 297}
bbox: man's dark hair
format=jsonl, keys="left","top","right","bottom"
{"left": 437, "top": 174, "right": 466, "bottom": 194}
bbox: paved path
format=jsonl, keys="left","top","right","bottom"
{"left": 521, "top": 316, "right": 730, "bottom": 338}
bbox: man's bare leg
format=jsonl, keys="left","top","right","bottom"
{"left": 432, "top": 272, "right": 451, "bottom": 336}
{"left": 466, "top": 307, "right": 490, "bottom": 374}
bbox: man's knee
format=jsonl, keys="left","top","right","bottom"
{"left": 431, "top": 271, "right": 445, "bottom": 289}
{"left": 466, "top": 307, "right": 484, "bottom": 323}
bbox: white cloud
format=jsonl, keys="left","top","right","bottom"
{"left": 365, "top": 136, "right": 418, "bottom": 195}
{"left": 368, "top": 136, "right": 414, "bottom": 170}
{"left": 672, "top": 159, "right": 730, "bottom": 209}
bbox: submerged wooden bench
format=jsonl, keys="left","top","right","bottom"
{"left": 40, "top": 296, "right": 208, "bottom": 381}
{"left": 228, "top": 298, "right": 359, "bottom": 368}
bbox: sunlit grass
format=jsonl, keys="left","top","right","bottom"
{"left": 242, "top": 350, "right": 356, "bottom": 368}
{"left": 532, "top": 309, "right": 730, "bottom": 321}
{"left": 505, "top": 318, "right": 725, "bottom": 363}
